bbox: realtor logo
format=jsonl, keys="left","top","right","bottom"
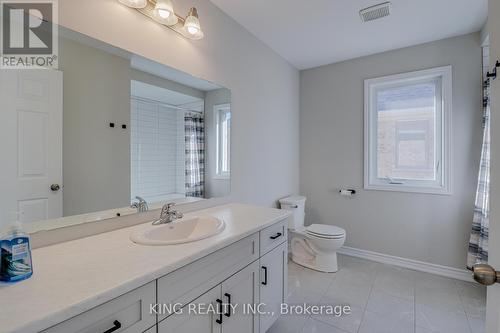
{"left": 1, "top": 0, "right": 58, "bottom": 68}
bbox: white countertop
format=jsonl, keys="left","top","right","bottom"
{"left": 0, "top": 203, "right": 290, "bottom": 333}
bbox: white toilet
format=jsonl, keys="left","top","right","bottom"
{"left": 279, "top": 195, "right": 346, "bottom": 273}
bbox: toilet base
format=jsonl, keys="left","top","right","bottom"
{"left": 291, "top": 252, "right": 339, "bottom": 273}
{"left": 290, "top": 236, "right": 342, "bottom": 273}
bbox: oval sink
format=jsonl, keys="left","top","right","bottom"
{"left": 130, "top": 216, "right": 225, "bottom": 246}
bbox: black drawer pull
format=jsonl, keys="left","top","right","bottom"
{"left": 224, "top": 293, "right": 232, "bottom": 317}
{"left": 103, "top": 320, "right": 121, "bottom": 333}
{"left": 270, "top": 232, "right": 282, "bottom": 240}
{"left": 262, "top": 266, "right": 268, "bottom": 285}
{"left": 216, "top": 299, "right": 223, "bottom": 324}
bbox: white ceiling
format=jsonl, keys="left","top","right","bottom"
{"left": 210, "top": 0, "right": 488, "bottom": 70}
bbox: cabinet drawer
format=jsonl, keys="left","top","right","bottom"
{"left": 42, "top": 282, "right": 156, "bottom": 333}
{"left": 157, "top": 233, "right": 259, "bottom": 321}
{"left": 259, "top": 219, "right": 287, "bottom": 255}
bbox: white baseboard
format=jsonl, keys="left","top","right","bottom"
{"left": 338, "top": 246, "right": 474, "bottom": 282}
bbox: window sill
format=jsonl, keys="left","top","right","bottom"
{"left": 364, "top": 183, "right": 452, "bottom": 195}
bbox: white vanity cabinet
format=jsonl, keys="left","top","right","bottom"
{"left": 38, "top": 217, "right": 288, "bottom": 333}
{"left": 157, "top": 218, "right": 287, "bottom": 333}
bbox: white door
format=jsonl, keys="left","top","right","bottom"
{"left": 221, "top": 261, "right": 260, "bottom": 333}
{"left": 485, "top": 0, "right": 500, "bottom": 332}
{"left": 259, "top": 243, "right": 287, "bottom": 333}
{"left": 0, "top": 69, "right": 63, "bottom": 226}
{"left": 158, "top": 285, "right": 222, "bottom": 333}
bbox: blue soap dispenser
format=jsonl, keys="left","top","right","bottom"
{"left": 0, "top": 212, "right": 33, "bottom": 282}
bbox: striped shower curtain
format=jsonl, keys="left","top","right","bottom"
{"left": 185, "top": 113, "right": 205, "bottom": 198}
{"left": 467, "top": 81, "right": 491, "bottom": 269}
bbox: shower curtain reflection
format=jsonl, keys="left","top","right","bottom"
{"left": 185, "top": 113, "right": 205, "bottom": 197}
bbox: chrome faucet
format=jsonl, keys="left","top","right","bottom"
{"left": 153, "top": 202, "right": 183, "bottom": 225}
{"left": 131, "top": 196, "right": 148, "bottom": 213}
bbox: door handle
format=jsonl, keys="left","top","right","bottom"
{"left": 473, "top": 264, "right": 500, "bottom": 286}
{"left": 224, "top": 293, "right": 231, "bottom": 317}
{"left": 50, "top": 184, "right": 61, "bottom": 192}
{"left": 103, "top": 320, "right": 121, "bottom": 333}
{"left": 215, "top": 299, "right": 223, "bottom": 324}
{"left": 262, "top": 266, "right": 268, "bottom": 285}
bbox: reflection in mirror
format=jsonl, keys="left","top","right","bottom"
{"left": 0, "top": 27, "right": 231, "bottom": 231}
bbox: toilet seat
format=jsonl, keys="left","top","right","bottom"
{"left": 306, "top": 224, "right": 345, "bottom": 239}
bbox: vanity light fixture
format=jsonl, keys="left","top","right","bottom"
{"left": 182, "top": 7, "right": 203, "bottom": 39}
{"left": 117, "top": 0, "right": 204, "bottom": 40}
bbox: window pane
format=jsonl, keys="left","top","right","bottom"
{"left": 376, "top": 81, "right": 437, "bottom": 181}
{"left": 216, "top": 108, "right": 231, "bottom": 176}
{"left": 221, "top": 113, "right": 229, "bottom": 172}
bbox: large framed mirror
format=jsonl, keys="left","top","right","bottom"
{"left": 0, "top": 27, "right": 231, "bottom": 232}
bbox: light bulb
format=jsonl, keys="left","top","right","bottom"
{"left": 157, "top": 8, "right": 170, "bottom": 19}
{"left": 153, "top": 0, "right": 177, "bottom": 25}
{"left": 187, "top": 26, "right": 199, "bottom": 35}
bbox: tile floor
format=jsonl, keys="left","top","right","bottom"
{"left": 268, "top": 255, "right": 486, "bottom": 333}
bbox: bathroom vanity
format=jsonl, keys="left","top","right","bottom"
{"left": 0, "top": 204, "right": 289, "bottom": 333}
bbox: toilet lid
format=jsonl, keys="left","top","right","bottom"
{"left": 306, "top": 224, "right": 346, "bottom": 237}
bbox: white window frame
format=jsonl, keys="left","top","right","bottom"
{"left": 214, "top": 103, "right": 231, "bottom": 179}
{"left": 364, "top": 66, "right": 452, "bottom": 195}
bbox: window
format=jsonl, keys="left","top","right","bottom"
{"left": 364, "top": 66, "right": 452, "bottom": 194}
{"left": 214, "top": 104, "right": 231, "bottom": 179}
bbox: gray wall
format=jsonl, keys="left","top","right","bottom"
{"left": 59, "top": 0, "right": 300, "bottom": 209}
{"left": 205, "top": 88, "right": 231, "bottom": 198}
{"left": 300, "top": 33, "right": 483, "bottom": 269}
{"left": 59, "top": 37, "right": 131, "bottom": 216}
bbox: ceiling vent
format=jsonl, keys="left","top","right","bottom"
{"left": 359, "top": 2, "right": 391, "bottom": 22}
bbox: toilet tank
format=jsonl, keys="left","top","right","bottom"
{"left": 279, "top": 195, "right": 306, "bottom": 230}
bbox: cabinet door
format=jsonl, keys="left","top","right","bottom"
{"left": 259, "top": 242, "right": 287, "bottom": 332}
{"left": 158, "top": 285, "right": 222, "bottom": 333}
{"left": 221, "top": 261, "right": 260, "bottom": 333}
